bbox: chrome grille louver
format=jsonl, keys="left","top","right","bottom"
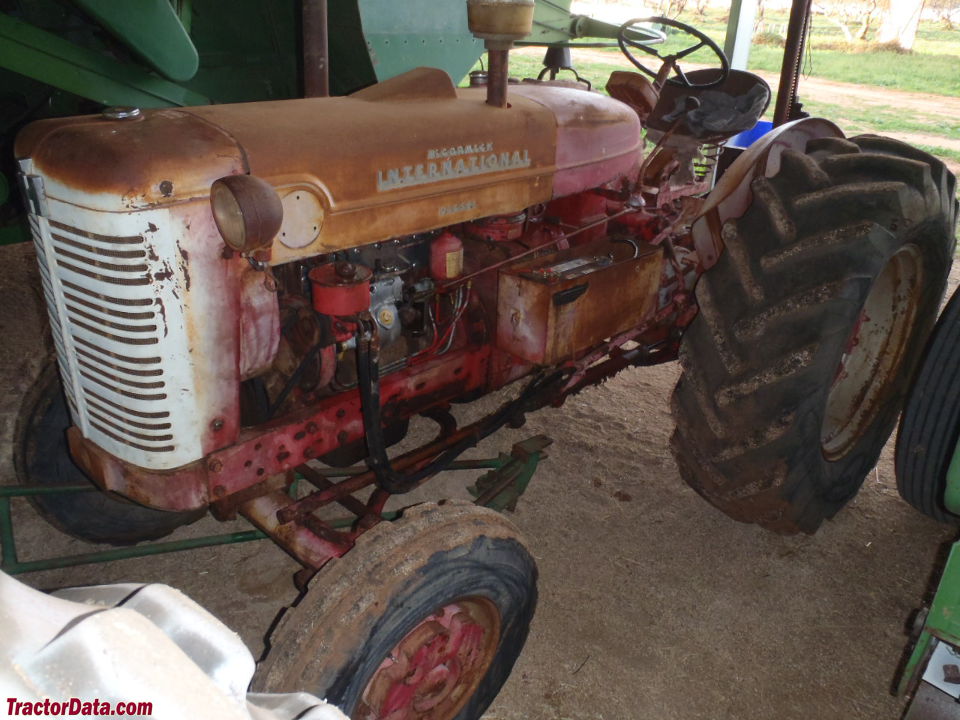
{"left": 22, "top": 168, "right": 205, "bottom": 471}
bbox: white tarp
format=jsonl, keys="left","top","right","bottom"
{"left": 0, "top": 572, "right": 347, "bottom": 720}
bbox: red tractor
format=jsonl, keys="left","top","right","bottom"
{"left": 12, "top": 2, "right": 957, "bottom": 718}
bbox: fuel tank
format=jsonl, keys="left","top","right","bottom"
{"left": 16, "top": 68, "right": 641, "bottom": 264}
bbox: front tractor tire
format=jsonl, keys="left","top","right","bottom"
{"left": 14, "top": 362, "right": 205, "bottom": 545}
{"left": 255, "top": 502, "right": 537, "bottom": 720}
{"left": 671, "top": 135, "right": 957, "bottom": 534}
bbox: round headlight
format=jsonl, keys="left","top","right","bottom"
{"left": 210, "top": 174, "right": 283, "bottom": 254}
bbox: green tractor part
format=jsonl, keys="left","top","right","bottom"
{"left": 942, "top": 445, "right": 960, "bottom": 516}
{"left": 0, "top": 12, "right": 210, "bottom": 108}
{"left": 71, "top": 0, "right": 199, "bottom": 82}
{"left": 899, "top": 541, "right": 960, "bottom": 715}
{"left": 520, "top": 0, "right": 661, "bottom": 48}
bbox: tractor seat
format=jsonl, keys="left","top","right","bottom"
{"left": 646, "top": 68, "right": 771, "bottom": 142}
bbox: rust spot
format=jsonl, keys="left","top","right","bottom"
{"left": 178, "top": 241, "right": 191, "bottom": 291}
{"left": 256, "top": 467, "right": 265, "bottom": 476}
{"left": 277, "top": 451, "right": 291, "bottom": 462}
{"left": 337, "top": 430, "right": 349, "bottom": 445}
{"left": 304, "top": 446, "right": 316, "bottom": 459}
{"left": 155, "top": 298, "right": 168, "bottom": 338}
{"left": 613, "top": 490, "right": 632, "bottom": 502}
{"left": 335, "top": 409, "right": 346, "bottom": 419}
{"left": 244, "top": 459, "right": 252, "bottom": 468}
{"left": 294, "top": 431, "right": 307, "bottom": 441}
{"left": 213, "top": 485, "right": 226, "bottom": 498}
{"left": 147, "top": 222, "right": 158, "bottom": 233}
{"left": 159, "top": 180, "right": 174, "bottom": 197}
{"left": 307, "top": 422, "right": 319, "bottom": 433}
{"left": 208, "top": 459, "right": 223, "bottom": 473}
{"left": 211, "top": 417, "right": 225, "bottom": 431}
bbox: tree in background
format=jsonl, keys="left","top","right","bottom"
{"left": 927, "top": 0, "right": 960, "bottom": 29}
{"left": 876, "top": 0, "right": 924, "bottom": 49}
{"left": 815, "top": 0, "right": 884, "bottom": 41}
{"left": 816, "top": 0, "right": 935, "bottom": 49}
{"left": 653, "top": 0, "right": 688, "bottom": 17}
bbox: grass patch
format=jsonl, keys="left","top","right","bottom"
{"left": 783, "top": 99, "right": 960, "bottom": 140}
{"left": 493, "top": 53, "right": 960, "bottom": 146}
{"left": 620, "top": 9, "right": 960, "bottom": 96}
{"left": 745, "top": 43, "right": 960, "bottom": 96}
{"left": 498, "top": 7, "right": 960, "bottom": 95}
{"left": 912, "top": 144, "right": 960, "bottom": 166}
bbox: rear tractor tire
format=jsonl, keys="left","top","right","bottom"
{"left": 14, "top": 362, "right": 205, "bottom": 545}
{"left": 671, "top": 135, "right": 957, "bottom": 534}
{"left": 255, "top": 502, "right": 537, "bottom": 720}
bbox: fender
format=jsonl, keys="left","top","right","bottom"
{"left": 690, "top": 117, "right": 844, "bottom": 269}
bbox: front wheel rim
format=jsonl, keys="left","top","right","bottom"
{"left": 821, "top": 244, "right": 924, "bottom": 460}
{"left": 355, "top": 596, "right": 501, "bottom": 720}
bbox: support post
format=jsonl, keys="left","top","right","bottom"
{"left": 723, "top": 0, "right": 759, "bottom": 71}
{"left": 773, "top": 0, "right": 813, "bottom": 126}
{"left": 303, "top": 0, "right": 330, "bottom": 97}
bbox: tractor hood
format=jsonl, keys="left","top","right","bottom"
{"left": 16, "top": 68, "right": 641, "bottom": 261}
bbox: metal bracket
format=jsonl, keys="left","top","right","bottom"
{"left": 468, "top": 435, "right": 552, "bottom": 511}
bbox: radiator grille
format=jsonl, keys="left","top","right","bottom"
{"left": 32, "top": 214, "right": 179, "bottom": 458}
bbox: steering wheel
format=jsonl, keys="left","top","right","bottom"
{"left": 618, "top": 16, "right": 729, "bottom": 89}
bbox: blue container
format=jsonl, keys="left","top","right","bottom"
{"left": 727, "top": 120, "right": 774, "bottom": 150}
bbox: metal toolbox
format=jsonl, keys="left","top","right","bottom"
{"left": 496, "top": 238, "right": 662, "bottom": 364}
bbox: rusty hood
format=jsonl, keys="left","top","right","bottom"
{"left": 16, "top": 68, "right": 641, "bottom": 262}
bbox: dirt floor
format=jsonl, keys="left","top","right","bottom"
{"left": 1, "top": 195, "right": 959, "bottom": 716}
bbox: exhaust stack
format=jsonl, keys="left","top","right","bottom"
{"left": 467, "top": 0, "right": 534, "bottom": 108}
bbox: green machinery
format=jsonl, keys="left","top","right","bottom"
{"left": 0, "top": 0, "right": 647, "bottom": 245}
{"left": 899, "top": 542, "right": 960, "bottom": 718}
{"left": 895, "top": 283, "right": 960, "bottom": 715}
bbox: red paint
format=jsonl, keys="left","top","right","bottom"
{"left": 361, "top": 602, "right": 496, "bottom": 720}
{"left": 239, "top": 267, "right": 281, "bottom": 379}
{"left": 430, "top": 232, "right": 464, "bottom": 281}
{"left": 463, "top": 213, "right": 526, "bottom": 243}
{"left": 510, "top": 84, "right": 642, "bottom": 199}
{"left": 613, "top": 209, "right": 662, "bottom": 243}
{"left": 309, "top": 262, "right": 373, "bottom": 316}
{"left": 212, "top": 345, "right": 490, "bottom": 498}
{"left": 545, "top": 193, "right": 609, "bottom": 245}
